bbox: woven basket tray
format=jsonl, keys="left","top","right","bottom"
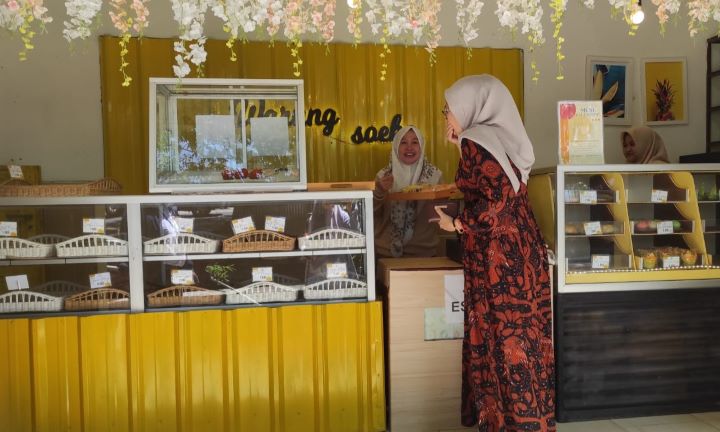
{"left": 56, "top": 234, "right": 128, "bottom": 257}
{"left": 34, "top": 280, "right": 88, "bottom": 297}
{"left": 0, "top": 290, "right": 63, "bottom": 313}
{"left": 0, "top": 178, "right": 121, "bottom": 197}
{"left": 222, "top": 230, "right": 296, "bottom": 253}
{"left": 298, "top": 228, "right": 366, "bottom": 250}
{"left": 64, "top": 288, "right": 129, "bottom": 311}
{"left": 224, "top": 281, "right": 301, "bottom": 304}
{"left": 0, "top": 237, "right": 55, "bottom": 259}
{"left": 147, "top": 285, "right": 224, "bottom": 307}
{"left": 144, "top": 233, "right": 219, "bottom": 255}
{"left": 303, "top": 278, "right": 368, "bottom": 300}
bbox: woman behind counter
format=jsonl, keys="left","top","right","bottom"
{"left": 374, "top": 125, "right": 442, "bottom": 258}
{"left": 622, "top": 125, "right": 670, "bottom": 163}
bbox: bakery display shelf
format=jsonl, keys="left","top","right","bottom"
{"left": 141, "top": 248, "right": 366, "bottom": 262}
{"left": 0, "top": 256, "right": 129, "bottom": 266}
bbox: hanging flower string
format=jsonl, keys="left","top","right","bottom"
{"left": 309, "top": 0, "right": 336, "bottom": 46}
{"left": 687, "top": 0, "right": 719, "bottom": 37}
{"left": 0, "top": 0, "right": 53, "bottom": 61}
{"left": 495, "top": 0, "right": 545, "bottom": 83}
{"left": 63, "top": 0, "right": 102, "bottom": 41}
{"left": 261, "top": 0, "right": 284, "bottom": 40}
{"left": 549, "top": 0, "right": 567, "bottom": 80}
{"left": 406, "top": 0, "right": 441, "bottom": 65}
{"left": 347, "top": 0, "right": 363, "bottom": 45}
{"left": 171, "top": 0, "right": 209, "bottom": 78}
{"left": 455, "top": 0, "right": 484, "bottom": 58}
{"left": 651, "top": 0, "right": 680, "bottom": 34}
{"left": 283, "top": 0, "right": 308, "bottom": 77}
{"left": 607, "top": 0, "right": 638, "bottom": 35}
{"left": 109, "top": 0, "right": 149, "bottom": 86}
{"left": 211, "top": 0, "right": 259, "bottom": 62}
{"left": 366, "top": 0, "right": 410, "bottom": 81}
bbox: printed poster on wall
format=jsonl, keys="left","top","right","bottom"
{"left": 558, "top": 101, "right": 604, "bottom": 165}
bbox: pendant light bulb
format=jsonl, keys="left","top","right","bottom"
{"left": 631, "top": 0, "right": 645, "bottom": 25}
{"left": 347, "top": 0, "right": 359, "bottom": 9}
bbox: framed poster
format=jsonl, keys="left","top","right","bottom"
{"left": 642, "top": 57, "right": 688, "bottom": 125}
{"left": 586, "top": 56, "right": 633, "bottom": 126}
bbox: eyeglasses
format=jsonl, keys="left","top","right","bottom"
{"left": 441, "top": 105, "right": 450, "bottom": 119}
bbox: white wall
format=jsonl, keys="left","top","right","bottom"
{"left": 0, "top": 0, "right": 713, "bottom": 180}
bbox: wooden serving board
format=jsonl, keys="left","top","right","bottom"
{"left": 386, "top": 184, "right": 462, "bottom": 201}
{"left": 307, "top": 181, "right": 375, "bottom": 191}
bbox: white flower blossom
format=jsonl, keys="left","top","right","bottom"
{"left": 63, "top": 0, "right": 102, "bottom": 41}
{"left": 456, "top": 0, "right": 484, "bottom": 46}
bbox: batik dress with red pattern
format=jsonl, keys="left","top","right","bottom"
{"left": 455, "top": 139, "right": 556, "bottom": 432}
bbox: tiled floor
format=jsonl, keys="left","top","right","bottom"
{"left": 558, "top": 412, "right": 720, "bottom": 432}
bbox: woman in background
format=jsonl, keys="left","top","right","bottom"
{"left": 374, "top": 125, "right": 442, "bottom": 258}
{"left": 621, "top": 126, "right": 670, "bottom": 164}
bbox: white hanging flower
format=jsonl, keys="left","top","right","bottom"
{"left": 456, "top": 0, "right": 484, "bottom": 47}
{"left": 583, "top": 0, "right": 595, "bottom": 8}
{"left": 63, "top": 0, "right": 102, "bottom": 41}
{"left": 495, "top": 0, "right": 545, "bottom": 45}
{"left": 651, "top": 0, "right": 681, "bottom": 30}
{"left": 687, "top": 0, "right": 720, "bottom": 37}
{"left": 171, "top": 0, "right": 210, "bottom": 78}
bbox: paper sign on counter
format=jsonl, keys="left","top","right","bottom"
{"left": 89, "top": 272, "right": 112, "bottom": 289}
{"left": 173, "top": 217, "right": 194, "bottom": 233}
{"left": 444, "top": 274, "right": 464, "bottom": 324}
{"left": 252, "top": 267, "right": 273, "bottom": 282}
{"left": 583, "top": 221, "right": 602, "bottom": 236}
{"left": 657, "top": 221, "right": 674, "bottom": 234}
{"left": 651, "top": 189, "right": 669, "bottom": 203}
{"left": 232, "top": 217, "right": 255, "bottom": 234}
{"left": 663, "top": 256, "right": 680, "bottom": 268}
{"left": 326, "top": 263, "right": 348, "bottom": 279}
{"left": 579, "top": 190, "right": 598, "bottom": 204}
{"left": 7, "top": 165, "right": 23, "bottom": 179}
{"left": 83, "top": 218, "right": 105, "bottom": 234}
{"left": 5, "top": 275, "right": 29, "bottom": 290}
{"left": 591, "top": 255, "right": 611, "bottom": 269}
{"left": 171, "top": 269, "right": 194, "bottom": 285}
{"left": 264, "top": 216, "right": 286, "bottom": 233}
{"left": 0, "top": 221, "right": 18, "bottom": 237}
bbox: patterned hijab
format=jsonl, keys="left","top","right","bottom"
{"left": 621, "top": 126, "right": 670, "bottom": 164}
{"left": 378, "top": 126, "right": 441, "bottom": 257}
{"left": 444, "top": 74, "right": 535, "bottom": 192}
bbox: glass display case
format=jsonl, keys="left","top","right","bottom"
{"left": 0, "top": 191, "right": 375, "bottom": 316}
{"left": 149, "top": 78, "right": 307, "bottom": 193}
{"left": 529, "top": 164, "right": 720, "bottom": 291}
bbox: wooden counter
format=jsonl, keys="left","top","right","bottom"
{"left": 380, "top": 257, "right": 473, "bottom": 432}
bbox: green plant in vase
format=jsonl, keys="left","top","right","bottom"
{"left": 653, "top": 79, "right": 676, "bottom": 122}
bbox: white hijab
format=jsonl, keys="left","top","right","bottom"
{"left": 444, "top": 75, "right": 535, "bottom": 192}
{"left": 390, "top": 126, "right": 426, "bottom": 192}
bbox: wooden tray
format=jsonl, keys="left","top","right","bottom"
{"left": 222, "top": 230, "right": 296, "bottom": 253}
{"left": 147, "top": 285, "right": 224, "bottom": 307}
{"left": 0, "top": 178, "right": 121, "bottom": 197}
{"left": 307, "top": 181, "right": 375, "bottom": 191}
{"left": 64, "top": 288, "right": 129, "bottom": 311}
{"left": 386, "top": 184, "right": 462, "bottom": 201}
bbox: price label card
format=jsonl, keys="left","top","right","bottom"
{"left": 564, "top": 190, "right": 579, "bottom": 203}
{"left": 173, "top": 217, "right": 194, "bottom": 233}
{"left": 252, "top": 267, "right": 273, "bottom": 282}
{"left": 264, "top": 216, "right": 286, "bottom": 233}
{"left": 89, "top": 272, "right": 112, "bottom": 289}
{"left": 326, "top": 263, "right": 348, "bottom": 279}
{"left": 7, "top": 165, "right": 23, "bottom": 179}
{"left": 5, "top": 275, "right": 29, "bottom": 291}
{"left": 583, "top": 221, "right": 602, "bottom": 236}
{"left": 0, "top": 221, "right": 18, "bottom": 237}
{"left": 651, "top": 189, "right": 669, "bottom": 203}
{"left": 579, "top": 190, "right": 598, "bottom": 204}
{"left": 171, "top": 269, "right": 194, "bottom": 285}
{"left": 83, "top": 218, "right": 105, "bottom": 234}
{"left": 663, "top": 256, "right": 680, "bottom": 269}
{"left": 232, "top": 217, "right": 255, "bottom": 234}
{"left": 591, "top": 255, "right": 611, "bottom": 269}
{"left": 657, "top": 221, "right": 674, "bottom": 234}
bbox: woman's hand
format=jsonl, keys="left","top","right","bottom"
{"left": 446, "top": 122, "right": 460, "bottom": 150}
{"left": 375, "top": 173, "right": 394, "bottom": 196}
{"left": 434, "top": 205, "right": 455, "bottom": 232}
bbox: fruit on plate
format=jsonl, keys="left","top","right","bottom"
{"left": 648, "top": 220, "right": 658, "bottom": 230}
{"left": 672, "top": 220, "right": 682, "bottom": 231}
{"left": 634, "top": 220, "right": 650, "bottom": 232}
{"left": 221, "top": 168, "right": 233, "bottom": 180}
{"left": 681, "top": 249, "right": 697, "bottom": 266}
{"left": 565, "top": 224, "right": 580, "bottom": 235}
{"left": 642, "top": 251, "right": 657, "bottom": 269}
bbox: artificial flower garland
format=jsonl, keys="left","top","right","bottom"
{"left": 171, "top": 0, "right": 209, "bottom": 78}
{"left": 109, "top": 0, "right": 149, "bottom": 86}
{"left": 63, "top": 0, "right": 102, "bottom": 41}
{"left": 455, "top": 0, "right": 484, "bottom": 56}
{"left": 0, "top": 0, "right": 53, "bottom": 61}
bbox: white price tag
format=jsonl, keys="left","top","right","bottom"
{"left": 583, "top": 221, "right": 602, "bottom": 236}
{"left": 232, "top": 217, "right": 255, "bottom": 234}
{"left": 579, "top": 190, "right": 597, "bottom": 204}
{"left": 591, "top": 255, "right": 611, "bottom": 269}
{"left": 663, "top": 256, "right": 680, "bottom": 268}
{"left": 252, "top": 267, "right": 273, "bottom": 282}
{"left": 173, "top": 217, "right": 194, "bottom": 233}
{"left": 326, "top": 263, "right": 348, "bottom": 279}
{"left": 657, "top": 221, "right": 674, "bottom": 234}
{"left": 0, "top": 221, "right": 18, "bottom": 237}
{"left": 264, "top": 216, "right": 286, "bottom": 233}
{"left": 651, "top": 189, "right": 669, "bottom": 203}
{"left": 89, "top": 272, "right": 112, "bottom": 289}
{"left": 7, "top": 165, "right": 23, "bottom": 179}
{"left": 171, "top": 269, "right": 194, "bottom": 285}
{"left": 83, "top": 218, "right": 105, "bottom": 234}
{"left": 5, "top": 275, "right": 29, "bottom": 291}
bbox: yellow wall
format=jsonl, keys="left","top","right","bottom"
{"left": 100, "top": 37, "right": 523, "bottom": 194}
{"left": 0, "top": 302, "right": 385, "bottom": 432}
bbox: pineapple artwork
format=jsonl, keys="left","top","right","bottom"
{"left": 653, "top": 79, "right": 676, "bottom": 121}
{"left": 643, "top": 59, "right": 686, "bottom": 124}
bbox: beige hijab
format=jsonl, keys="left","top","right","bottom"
{"left": 622, "top": 126, "right": 670, "bottom": 164}
{"left": 390, "top": 126, "right": 433, "bottom": 191}
{"left": 444, "top": 75, "right": 534, "bottom": 192}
